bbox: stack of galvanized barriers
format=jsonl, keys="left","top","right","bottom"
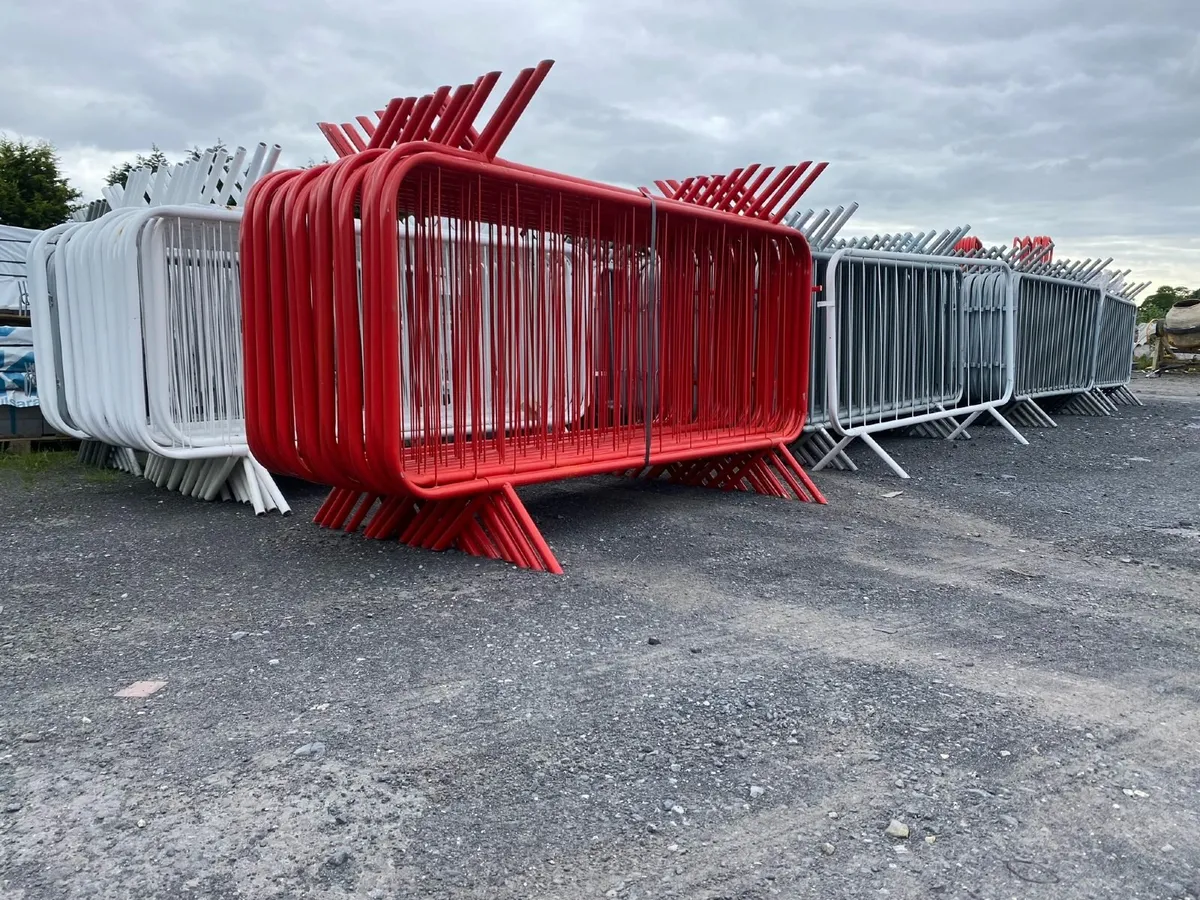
{"left": 774, "top": 204, "right": 1146, "bottom": 479}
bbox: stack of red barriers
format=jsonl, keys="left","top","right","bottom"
{"left": 239, "top": 60, "right": 825, "bottom": 573}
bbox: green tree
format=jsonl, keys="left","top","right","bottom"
{"left": 0, "top": 135, "right": 82, "bottom": 229}
{"left": 187, "top": 140, "right": 226, "bottom": 162}
{"left": 1139, "top": 285, "right": 1199, "bottom": 323}
{"left": 104, "top": 144, "right": 172, "bottom": 189}
{"left": 104, "top": 141, "right": 227, "bottom": 189}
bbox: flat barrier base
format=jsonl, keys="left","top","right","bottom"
{"left": 316, "top": 484, "right": 563, "bottom": 574}
{"left": 622, "top": 444, "right": 827, "bottom": 504}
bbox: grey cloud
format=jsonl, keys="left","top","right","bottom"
{"left": 0, "top": 0, "right": 1196, "bottom": 284}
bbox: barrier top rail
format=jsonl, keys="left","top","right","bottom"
{"left": 785, "top": 203, "right": 859, "bottom": 251}
{"left": 642, "top": 162, "right": 829, "bottom": 225}
{"left": 825, "top": 225, "right": 974, "bottom": 257}
{"left": 319, "top": 61, "right": 554, "bottom": 162}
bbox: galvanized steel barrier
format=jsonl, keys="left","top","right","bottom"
{"left": 952, "top": 241, "right": 1150, "bottom": 424}
{"left": 800, "top": 222, "right": 984, "bottom": 465}
{"left": 1003, "top": 251, "right": 1108, "bottom": 424}
{"left": 240, "top": 61, "right": 825, "bottom": 573}
{"left": 1092, "top": 274, "right": 1147, "bottom": 407}
{"left": 808, "top": 248, "right": 1022, "bottom": 478}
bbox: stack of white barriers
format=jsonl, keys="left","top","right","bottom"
{"left": 25, "top": 144, "right": 290, "bottom": 514}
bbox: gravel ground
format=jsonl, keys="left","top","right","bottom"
{"left": 1, "top": 376, "right": 1198, "bottom": 900}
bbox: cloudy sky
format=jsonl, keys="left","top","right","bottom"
{"left": 2, "top": 0, "right": 1197, "bottom": 288}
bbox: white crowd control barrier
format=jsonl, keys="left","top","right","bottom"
{"left": 25, "top": 169, "right": 169, "bottom": 448}
{"left": 786, "top": 211, "right": 985, "bottom": 471}
{"left": 813, "top": 249, "right": 1023, "bottom": 479}
{"left": 25, "top": 144, "right": 289, "bottom": 513}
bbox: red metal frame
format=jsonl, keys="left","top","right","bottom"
{"left": 1013, "top": 235, "right": 1053, "bottom": 264}
{"left": 319, "top": 63, "right": 549, "bottom": 163}
{"left": 637, "top": 161, "right": 832, "bottom": 501}
{"left": 621, "top": 443, "right": 825, "bottom": 502}
{"left": 243, "top": 62, "right": 825, "bottom": 573}
{"left": 315, "top": 484, "right": 563, "bottom": 573}
{"left": 642, "top": 161, "right": 830, "bottom": 225}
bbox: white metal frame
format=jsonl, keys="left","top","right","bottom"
{"left": 25, "top": 145, "right": 289, "bottom": 513}
{"left": 815, "top": 248, "right": 1024, "bottom": 479}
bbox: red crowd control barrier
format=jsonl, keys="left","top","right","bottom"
{"left": 1013, "top": 235, "right": 1053, "bottom": 263}
{"left": 955, "top": 236, "right": 984, "bottom": 254}
{"left": 241, "top": 62, "right": 823, "bottom": 573}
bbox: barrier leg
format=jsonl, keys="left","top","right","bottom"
{"left": 857, "top": 433, "right": 911, "bottom": 480}
{"left": 911, "top": 417, "right": 969, "bottom": 440}
{"left": 985, "top": 408, "right": 1029, "bottom": 445}
{"left": 944, "top": 410, "right": 983, "bottom": 441}
{"left": 1010, "top": 399, "right": 1057, "bottom": 428}
{"left": 815, "top": 427, "right": 858, "bottom": 471}
{"left": 1092, "top": 389, "right": 1120, "bottom": 415}
{"left": 1060, "top": 390, "right": 1113, "bottom": 417}
{"left": 346, "top": 486, "right": 562, "bottom": 573}
{"left": 795, "top": 429, "right": 858, "bottom": 470}
{"left": 812, "top": 434, "right": 855, "bottom": 472}
{"left": 1111, "top": 385, "right": 1143, "bottom": 407}
{"left": 632, "top": 445, "right": 825, "bottom": 504}
{"left": 315, "top": 487, "right": 356, "bottom": 527}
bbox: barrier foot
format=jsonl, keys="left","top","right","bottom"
{"left": 630, "top": 444, "right": 826, "bottom": 504}
{"left": 907, "top": 415, "right": 964, "bottom": 444}
{"left": 794, "top": 427, "right": 857, "bottom": 471}
{"left": 910, "top": 416, "right": 969, "bottom": 440}
{"left": 986, "top": 408, "right": 1029, "bottom": 445}
{"left": 1060, "top": 389, "right": 1114, "bottom": 417}
{"left": 942, "top": 411, "right": 981, "bottom": 442}
{"left": 1092, "top": 388, "right": 1120, "bottom": 415}
{"left": 78, "top": 440, "right": 118, "bottom": 469}
{"left": 815, "top": 432, "right": 909, "bottom": 479}
{"left": 858, "top": 433, "right": 911, "bottom": 479}
{"left": 812, "top": 433, "right": 855, "bottom": 472}
{"left": 1111, "top": 385, "right": 1143, "bottom": 407}
{"left": 1009, "top": 399, "right": 1057, "bottom": 428}
{"left": 135, "top": 454, "right": 288, "bottom": 514}
{"left": 321, "top": 486, "right": 563, "bottom": 574}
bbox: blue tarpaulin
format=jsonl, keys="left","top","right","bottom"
{"left": 1, "top": 325, "right": 36, "bottom": 407}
